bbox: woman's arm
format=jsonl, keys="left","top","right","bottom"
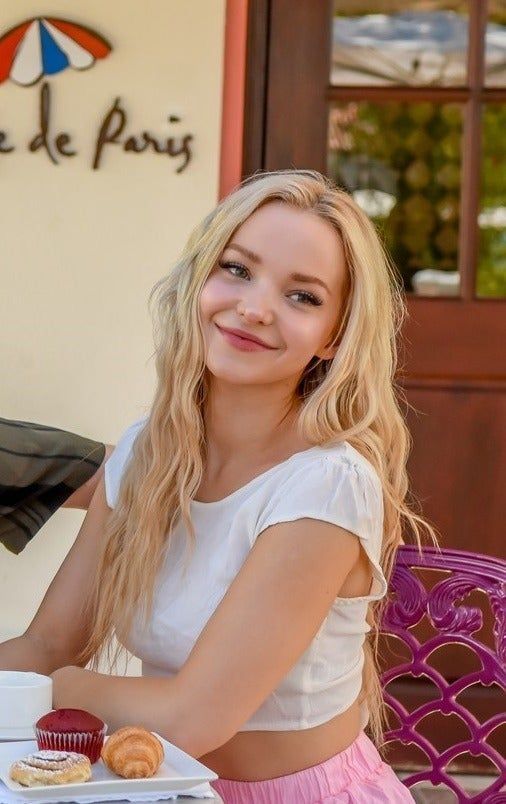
{"left": 51, "top": 518, "right": 361, "bottom": 758}
{"left": 62, "top": 445, "right": 114, "bottom": 510}
{"left": 0, "top": 479, "right": 110, "bottom": 673}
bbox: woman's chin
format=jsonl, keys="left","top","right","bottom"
{"left": 203, "top": 357, "right": 274, "bottom": 386}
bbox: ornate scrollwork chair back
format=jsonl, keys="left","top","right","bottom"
{"left": 380, "top": 546, "right": 506, "bottom": 802}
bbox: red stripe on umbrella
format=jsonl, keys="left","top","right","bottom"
{"left": 47, "top": 18, "right": 111, "bottom": 59}
{"left": 0, "top": 20, "right": 32, "bottom": 83}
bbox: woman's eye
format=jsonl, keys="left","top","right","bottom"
{"left": 218, "top": 260, "right": 322, "bottom": 307}
{"left": 289, "top": 291, "right": 323, "bottom": 307}
{"left": 218, "top": 260, "right": 249, "bottom": 279}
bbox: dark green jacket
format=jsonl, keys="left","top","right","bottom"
{"left": 0, "top": 417, "right": 105, "bottom": 554}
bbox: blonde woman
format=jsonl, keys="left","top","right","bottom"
{"left": 0, "top": 171, "right": 433, "bottom": 802}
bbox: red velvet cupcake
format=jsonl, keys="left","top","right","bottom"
{"left": 35, "top": 709, "right": 107, "bottom": 764}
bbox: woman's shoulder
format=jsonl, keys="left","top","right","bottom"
{"left": 289, "top": 439, "right": 382, "bottom": 496}
{"left": 253, "top": 440, "right": 384, "bottom": 563}
{"left": 117, "top": 417, "right": 147, "bottom": 444}
{"left": 108, "top": 416, "right": 147, "bottom": 469}
{"left": 256, "top": 441, "right": 383, "bottom": 527}
{"left": 104, "top": 417, "right": 147, "bottom": 507}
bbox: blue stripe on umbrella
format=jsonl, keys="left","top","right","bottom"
{"left": 39, "top": 20, "right": 68, "bottom": 75}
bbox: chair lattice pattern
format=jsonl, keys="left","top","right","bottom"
{"left": 381, "top": 545, "right": 506, "bottom": 802}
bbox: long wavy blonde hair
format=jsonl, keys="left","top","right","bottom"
{"left": 81, "top": 170, "right": 436, "bottom": 746}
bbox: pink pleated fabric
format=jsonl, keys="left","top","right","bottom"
{"left": 210, "top": 731, "right": 414, "bottom": 803}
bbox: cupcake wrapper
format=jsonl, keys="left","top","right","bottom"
{"left": 36, "top": 724, "right": 107, "bottom": 764}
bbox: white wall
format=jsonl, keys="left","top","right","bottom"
{"left": 0, "top": 0, "right": 226, "bottom": 645}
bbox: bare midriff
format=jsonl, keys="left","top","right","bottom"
{"left": 199, "top": 699, "right": 361, "bottom": 782}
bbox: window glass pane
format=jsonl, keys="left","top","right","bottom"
{"left": 485, "top": 2, "right": 506, "bottom": 86}
{"left": 327, "top": 101, "right": 463, "bottom": 296}
{"left": 476, "top": 104, "right": 506, "bottom": 298}
{"left": 331, "top": 1, "right": 469, "bottom": 87}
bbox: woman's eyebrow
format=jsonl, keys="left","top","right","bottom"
{"left": 226, "top": 243, "right": 331, "bottom": 295}
{"left": 227, "top": 243, "right": 261, "bottom": 262}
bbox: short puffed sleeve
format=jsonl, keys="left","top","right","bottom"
{"left": 255, "top": 453, "right": 387, "bottom": 601}
{"left": 104, "top": 418, "right": 146, "bottom": 508}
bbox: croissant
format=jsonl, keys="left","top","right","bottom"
{"left": 101, "top": 727, "right": 164, "bottom": 779}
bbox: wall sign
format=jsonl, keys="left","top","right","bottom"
{"left": 0, "top": 16, "right": 194, "bottom": 171}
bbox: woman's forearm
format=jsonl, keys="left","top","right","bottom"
{"left": 0, "top": 633, "right": 60, "bottom": 675}
{"left": 51, "top": 666, "right": 226, "bottom": 758}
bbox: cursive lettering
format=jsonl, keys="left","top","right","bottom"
{"left": 167, "top": 133, "right": 193, "bottom": 173}
{"left": 29, "top": 82, "right": 76, "bottom": 164}
{"left": 93, "top": 98, "right": 193, "bottom": 172}
{"left": 0, "top": 131, "right": 14, "bottom": 153}
{"left": 92, "top": 97, "right": 126, "bottom": 169}
{"left": 2, "top": 89, "right": 194, "bottom": 172}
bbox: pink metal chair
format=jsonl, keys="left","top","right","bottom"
{"left": 381, "top": 545, "right": 506, "bottom": 802}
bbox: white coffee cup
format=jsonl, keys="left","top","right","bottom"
{"left": 0, "top": 671, "right": 52, "bottom": 736}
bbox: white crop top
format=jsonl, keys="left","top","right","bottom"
{"left": 105, "top": 419, "right": 387, "bottom": 732}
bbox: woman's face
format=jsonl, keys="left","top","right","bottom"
{"left": 199, "top": 201, "right": 348, "bottom": 389}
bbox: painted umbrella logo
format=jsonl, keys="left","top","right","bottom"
{"left": 0, "top": 16, "right": 192, "bottom": 172}
{"left": 0, "top": 17, "right": 111, "bottom": 86}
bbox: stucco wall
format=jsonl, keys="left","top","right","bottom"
{"left": 0, "top": 0, "right": 226, "bottom": 647}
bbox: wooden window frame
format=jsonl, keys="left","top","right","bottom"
{"left": 243, "top": 0, "right": 506, "bottom": 303}
{"left": 328, "top": 1, "right": 503, "bottom": 301}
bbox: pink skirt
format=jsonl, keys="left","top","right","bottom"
{"left": 210, "top": 731, "right": 414, "bottom": 803}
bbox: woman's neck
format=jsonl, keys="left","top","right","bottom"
{"left": 203, "top": 379, "right": 305, "bottom": 469}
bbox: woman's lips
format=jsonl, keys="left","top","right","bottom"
{"left": 215, "top": 324, "right": 273, "bottom": 352}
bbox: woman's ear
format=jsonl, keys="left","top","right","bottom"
{"left": 315, "top": 333, "right": 339, "bottom": 361}
{"left": 315, "top": 343, "right": 337, "bottom": 361}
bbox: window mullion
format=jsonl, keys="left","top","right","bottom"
{"left": 458, "top": 0, "right": 488, "bottom": 300}
{"left": 325, "top": 86, "right": 469, "bottom": 103}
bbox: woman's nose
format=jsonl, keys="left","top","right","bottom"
{"left": 237, "top": 284, "right": 275, "bottom": 325}
{"left": 237, "top": 301, "right": 274, "bottom": 326}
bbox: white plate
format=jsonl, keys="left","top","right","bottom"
{"left": 0, "top": 727, "right": 35, "bottom": 742}
{"left": 0, "top": 737, "right": 218, "bottom": 799}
